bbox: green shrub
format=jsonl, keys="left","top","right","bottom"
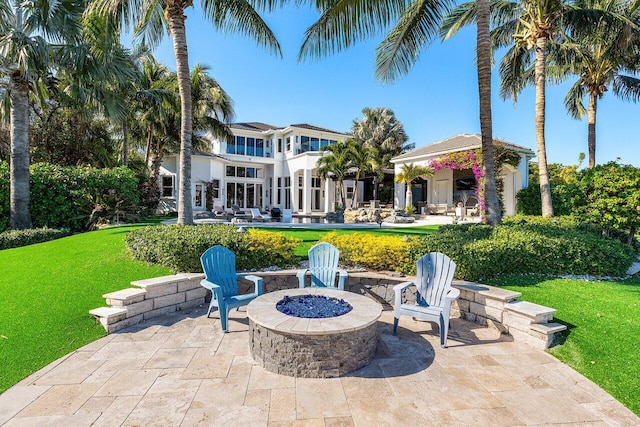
{"left": 515, "top": 182, "right": 581, "bottom": 216}
{"left": 125, "top": 224, "right": 300, "bottom": 273}
{"left": 0, "top": 227, "right": 71, "bottom": 250}
{"left": 0, "top": 161, "right": 140, "bottom": 233}
{"left": 321, "top": 231, "right": 409, "bottom": 271}
{"left": 400, "top": 223, "right": 637, "bottom": 281}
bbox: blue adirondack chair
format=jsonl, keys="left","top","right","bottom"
{"left": 393, "top": 252, "right": 459, "bottom": 347}
{"left": 297, "top": 242, "right": 348, "bottom": 290}
{"left": 200, "top": 245, "right": 263, "bottom": 332}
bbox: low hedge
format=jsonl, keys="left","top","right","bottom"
{"left": 0, "top": 227, "right": 72, "bottom": 250}
{"left": 401, "top": 222, "right": 637, "bottom": 280}
{"left": 320, "top": 232, "right": 409, "bottom": 271}
{"left": 125, "top": 224, "right": 300, "bottom": 273}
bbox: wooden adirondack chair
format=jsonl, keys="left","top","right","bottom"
{"left": 200, "top": 245, "right": 263, "bottom": 332}
{"left": 297, "top": 242, "right": 348, "bottom": 290}
{"left": 393, "top": 252, "right": 459, "bottom": 347}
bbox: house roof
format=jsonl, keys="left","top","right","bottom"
{"left": 289, "top": 123, "right": 349, "bottom": 136}
{"left": 392, "top": 134, "right": 535, "bottom": 162}
{"left": 229, "top": 122, "right": 349, "bottom": 136}
{"left": 229, "top": 122, "right": 282, "bottom": 132}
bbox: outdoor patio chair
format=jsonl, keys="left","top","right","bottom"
{"left": 393, "top": 252, "right": 459, "bottom": 347}
{"left": 297, "top": 242, "right": 348, "bottom": 290}
{"left": 200, "top": 245, "right": 263, "bottom": 332}
{"left": 281, "top": 208, "right": 293, "bottom": 222}
{"left": 248, "top": 208, "right": 272, "bottom": 221}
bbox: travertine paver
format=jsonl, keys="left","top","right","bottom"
{"left": 2, "top": 306, "right": 639, "bottom": 427}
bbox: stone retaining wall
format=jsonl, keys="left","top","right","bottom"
{"left": 91, "top": 270, "right": 565, "bottom": 349}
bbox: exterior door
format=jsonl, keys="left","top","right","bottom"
{"left": 435, "top": 180, "right": 448, "bottom": 204}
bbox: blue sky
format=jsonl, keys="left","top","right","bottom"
{"left": 146, "top": 4, "right": 639, "bottom": 167}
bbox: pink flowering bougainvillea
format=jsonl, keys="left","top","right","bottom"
{"left": 430, "top": 149, "right": 486, "bottom": 212}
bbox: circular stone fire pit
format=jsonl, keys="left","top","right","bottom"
{"left": 247, "top": 288, "right": 382, "bottom": 378}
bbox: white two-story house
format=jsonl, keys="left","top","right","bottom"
{"left": 159, "top": 122, "right": 355, "bottom": 214}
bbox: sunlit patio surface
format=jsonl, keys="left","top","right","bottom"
{"left": 2, "top": 306, "right": 638, "bottom": 426}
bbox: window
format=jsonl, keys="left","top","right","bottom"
{"left": 256, "top": 139, "right": 264, "bottom": 157}
{"left": 226, "top": 166, "right": 235, "bottom": 177}
{"left": 227, "top": 137, "right": 236, "bottom": 154}
{"left": 320, "top": 139, "right": 329, "bottom": 149}
{"left": 246, "top": 137, "right": 255, "bottom": 156}
{"left": 211, "top": 179, "right": 220, "bottom": 198}
{"left": 346, "top": 186, "right": 354, "bottom": 199}
{"left": 162, "top": 176, "right": 174, "bottom": 197}
{"left": 246, "top": 167, "right": 255, "bottom": 178}
{"left": 236, "top": 136, "right": 245, "bottom": 155}
{"left": 298, "top": 176, "right": 303, "bottom": 186}
{"left": 277, "top": 177, "right": 282, "bottom": 204}
{"left": 195, "top": 184, "right": 203, "bottom": 207}
{"left": 237, "top": 166, "right": 246, "bottom": 177}
{"left": 301, "top": 136, "right": 310, "bottom": 153}
{"left": 286, "top": 137, "right": 291, "bottom": 151}
{"left": 277, "top": 138, "right": 282, "bottom": 153}
{"left": 310, "top": 137, "right": 319, "bottom": 151}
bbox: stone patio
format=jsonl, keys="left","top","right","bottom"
{"left": 1, "top": 307, "right": 638, "bottom": 426}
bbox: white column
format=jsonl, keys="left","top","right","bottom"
{"left": 292, "top": 171, "right": 298, "bottom": 212}
{"left": 324, "top": 178, "right": 333, "bottom": 212}
{"left": 303, "top": 169, "right": 311, "bottom": 214}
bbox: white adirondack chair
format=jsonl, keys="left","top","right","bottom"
{"left": 393, "top": 252, "right": 459, "bottom": 347}
{"left": 281, "top": 208, "right": 293, "bottom": 223}
{"left": 200, "top": 245, "right": 263, "bottom": 332}
{"left": 297, "top": 242, "right": 348, "bottom": 290}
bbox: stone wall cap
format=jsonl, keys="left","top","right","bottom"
{"left": 506, "top": 300, "right": 557, "bottom": 317}
{"left": 530, "top": 322, "right": 567, "bottom": 334}
{"left": 102, "top": 288, "right": 146, "bottom": 300}
{"left": 89, "top": 307, "right": 127, "bottom": 317}
{"left": 131, "top": 275, "right": 183, "bottom": 288}
{"left": 453, "top": 281, "right": 522, "bottom": 302}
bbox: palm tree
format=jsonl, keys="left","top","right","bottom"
{"left": 145, "top": 64, "right": 235, "bottom": 205}
{"left": 317, "top": 140, "right": 353, "bottom": 209}
{"left": 394, "top": 163, "right": 434, "bottom": 211}
{"left": 550, "top": 0, "right": 640, "bottom": 168}
{"left": 346, "top": 140, "right": 371, "bottom": 208}
{"left": 351, "top": 107, "right": 409, "bottom": 201}
{"left": 89, "top": 0, "right": 284, "bottom": 225}
{"left": 0, "top": 0, "right": 84, "bottom": 229}
{"left": 300, "top": 0, "right": 506, "bottom": 224}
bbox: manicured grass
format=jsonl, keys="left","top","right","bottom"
{"left": 0, "top": 224, "right": 171, "bottom": 393}
{"left": 487, "top": 275, "right": 640, "bottom": 415}
{"left": 266, "top": 225, "right": 440, "bottom": 257}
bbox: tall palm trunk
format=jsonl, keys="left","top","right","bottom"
{"left": 9, "top": 73, "right": 32, "bottom": 229}
{"left": 166, "top": 8, "right": 193, "bottom": 224}
{"left": 405, "top": 184, "right": 412, "bottom": 210}
{"left": 587, "top": 92, "right": 597, "bottom": 168}
{"left": 534, "top": 36, "right": 554, "bottom": 217}
{"left": 122, "top": 118, "right": 129, "bottom": 166}
{"left": 144, "top": 125, "right": 153, "bottom": 170}
{"left": 476, "top": 0, "right": 501, "bottom": 225}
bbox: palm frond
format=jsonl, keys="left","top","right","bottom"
{"left": 375, "top": 0, "right": 453, "bottom": 83}
{"left": 203, "top": 0, "right": 283, "bottom": 58}
{"left": 298, "top": 0, "right": 410, "bottom": 61}
{"left": 612, "top": 73, "right": 640, "bottom": 101}
{"left": 498, "top": 44, "right": 532, "bottom": 101}
{"left": 564, "top": 80, "right": 587, "bottom": 119}
{"left": 440, "top": 1, "right": 476, "bottom": 40}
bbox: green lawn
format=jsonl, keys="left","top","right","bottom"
{"left": 1, "top": 222, "right": 638, "bottom": 417}
{"left": 487, "top": 275, "right": 640, "bottom": 415}
{"left": 0, "top": 224, "right": 171, "bottom": 393}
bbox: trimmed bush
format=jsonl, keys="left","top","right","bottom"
{"left": 401, "top": 223, "right": 637, "bottom": 280}
{"left": 125, "top": 224, "right": 300, "bottom": 273}
{"left": 321, "top": 231, "right": 409, "bottom": 271}
{"left": 0, "top": 161, "right": 140, "bottom": 233}
{"left": 0, "top": 227, "right": 71, "bottom": 250}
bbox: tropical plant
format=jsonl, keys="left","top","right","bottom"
{"left": 89, "top": 0, "right": 284, "bottom": 225}
{"left": 394, "top": 163, "right": 434, "bottom": 210}
{"left": 346, "top": 140, "right": 370, "bottom": 208}
{"left": 317, "top": 140, "right": 353, "bottom": 209}
{"left": 351, "top": 107, "right": 409, "bottom": 200}
{"left": 549, "top": 0, "right": 640, "bottom": 168}
{"left": 0, "top": 0, "right": 84, "bottom": 229}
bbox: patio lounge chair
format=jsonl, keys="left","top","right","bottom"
{"left": 248, "top": 208, "right": 272, "bottom": 221}
{"left": 281, "top": 208, "right": 293, "bottom": 223}
{"left": 200, "top": 245, "right": 263, "bottom": 332}
{"left": 393, "top": 252, "right": 459, "bottom": 347}
{"left": 297, "top": 242, "right": 348, "bottom": 290}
